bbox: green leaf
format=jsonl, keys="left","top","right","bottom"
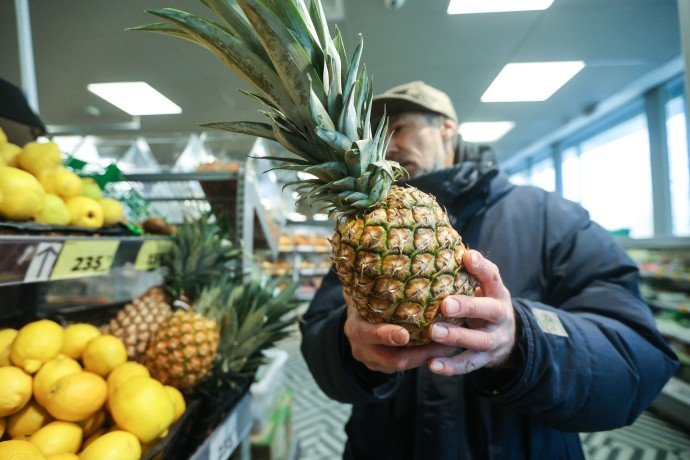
{"left": 145, "top": 8, "right": 300, "bottom": 122}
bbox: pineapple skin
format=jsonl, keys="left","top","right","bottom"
{"left": 143, "top": 310, "right": 220, "bottom": 390}
{"left": 332, "top": 185, "right": 477, "bottom": 345}
{"left": 106, "top": 286, "right": 173, "bottom": 362}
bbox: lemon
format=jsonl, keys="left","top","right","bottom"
{"left": 0, "top": 439, "right": 47, "bottom": 459}
{"left": 80, "top": 427, "right": 108, "bottom": 451}
{"left": 81, "top": 335, "right": 127, "bottom": 378}
{"left": 33, "top": 355, "right": 82, "bottom": 407}
{"left": 109, "top": 376, "right": 175, "bottom": 443}
{"left": 34, "top": 194, "right": 71, "bottom": 226}
{"left": 98, "top": 198, "right": 125, "bottom": 227}
{"left": 0, "top": 142, "right": 22, "bottom": 167}
{"left": 78, "top": 409, "right": 106, "bottom": 438}
{"left": 60, "top": 324, "right": 101, "bottom": 360}
{"left": 17, "top": 141, "right": 62, "bottom": 177}
{"left": 64, "top": 196, "right": 104, "bottom": 229}
{"left": 78, "top": 430, "right": 141, "bottom": 460}
{"left": 0, "top": 328, "right": 18, "bottom": 366}
{"left": 0, "top": 166, "right": 46, "bottom": 221}
{"left": 37, "top": 167, "right": 82, "bottom": 200}
{"left": 44, "top": 372, "right": 107, "bottom": 422}
{"left": 46, "top": 454, "right": 79, "bottom": 460}
{"left": 10, "top": 320, "right": 64, "bottom": 374}
{"left": 107, "top": 362, "right": 150, "bottom": 395}
{"left": 7, "top": 399, "right": 52, "bottom": 439}
{"left": 164, "top": 385, "right": 186, "bottom": 422}
{"left": 0, "top": 366, "right": 33, "bottom": 417}
{"left": 29, "top": 421, "right": 82, "bottom": 456}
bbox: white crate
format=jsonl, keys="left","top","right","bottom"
{"left": 250, "top": 348, "right": 289, "bottom": 431}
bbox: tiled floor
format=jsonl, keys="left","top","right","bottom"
{"left": 278, "top": 329, "right": 690, "bottom": 460}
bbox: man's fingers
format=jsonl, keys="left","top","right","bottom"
{"left": 428, "top": 349, "right": 492, "bottom": 376}
{"left": 463, "top": 250, "right": 509, "bottom": 300}
{"left": 441, "top": 296, "right": 507, "bottom": 323}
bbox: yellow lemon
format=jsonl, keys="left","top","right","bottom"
{"left": 0, "top": 328, "right": 18, "bottom": 366}
{"left": 77, "top": 409, "right": 106, "bottom": 438}
{"left": 109, "top": 376, "right": 175, "bottom": 443}
{"left": 98, "top": 198, "right": 125, "bottom": 227}
{"left": 46, "top": 454, "right": 79, "bottom": 460}
{"left": 29, "top": 421, "right": 82, "bottom": 456}
{"left": 0, "top": 166, "right": 46, "bottom": 221}
{"left": 44, "top": 372, "right": 107, "bottom": 422}
{"left": 10, "top": 320, "right": 64, "bottom": 374}
{"left": 33, "top": 355, "right": 82, "bottom": 407}
{"left": 0, "top": 366, "right": 33, "bottom": 417}
{"left": 164, "top": 385, "right": 186, "bottom": 422}
{"left": 37, "top": 167, "right": 82, "bottom": 200}
{"left": 7, "top": 399, "right": 52, "bottom": 439}
{"left": 106, "top": 361, "right": 150, "bottom": 394}
{"left": 81, "top": 335, "right": 127, "bottom": 378}
{"left": 64, "top": 196, "right": 103, "bottom": 228}
{"left": 0, "top": 439, "right": 47, "bottom": 459}
{"left": 78, "top": 430, "right": 141, "bottom": 460}
{"left": 0, "top": 142, "right": 22, "bottom": 167}
{"left": 33, "top": 194, "right": 71, "bottom": 226}
{"left": 17, "top": 141, "right": 62, "bottom": 177}
{"left": 60, "top": 324, "right": 101, "bottom": 360}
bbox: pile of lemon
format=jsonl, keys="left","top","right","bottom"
{"left": 0, "top": 319, "right": 185, "bottom": 460}
{"left": 0, "top": 127, "right": 125, "bottom": 228}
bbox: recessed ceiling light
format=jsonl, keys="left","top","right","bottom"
{"left": 448, "top": 0, "right": 554, "bottom": 14}
{"left": 459, "top": 122, "right": 515, "bottom": 142}
{"left": 481, "top": 61, "right": 585, "bottom": 102}
{"left": 87, "top": 82, "right": 181, "bottom": 116}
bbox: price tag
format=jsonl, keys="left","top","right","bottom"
{"left": 135, "top": 240, "right": 172, "bottom": 270}
{"left": 24, "top": 242, "right": 63, "bottom": 282}
{"left": 209, "top": 411, "right": 238, "bottom": 460}
{"left": 50, "top": 240, "right": 120, "bottom": 280}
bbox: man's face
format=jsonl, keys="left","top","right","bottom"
{"left": 385, "top": 112, "right": 453, "bottom": 178}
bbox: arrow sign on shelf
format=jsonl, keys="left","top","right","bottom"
{"left": 24, "top": 242, "right": 63, "bottom": 282}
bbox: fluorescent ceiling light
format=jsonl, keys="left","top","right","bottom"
{"left": 87, "top": 82, "right": 181, "bottom": 116}
{"left": 481, "top": 61, "right": 585, "bottom": 102}
{"left": 313, "top": 213, "right": 329, "bottom": 221}
{"left": 459, "top": 122, "right": 515, "bottom": 142}
{"left": 287, "top": 212, "right": 307, "bottom": 222}
{"left": 448, "top": 0, "right": 554, "bottom": 14}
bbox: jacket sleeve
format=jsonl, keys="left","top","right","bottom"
{"left": 300, "top": 269, "right": 403, "bottom": 404}
{"left": 470, "top": 193, "right": 679, "bottom": 432}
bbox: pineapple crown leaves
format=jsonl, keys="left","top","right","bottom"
{"left": 130, "top": 0, "right": 405, "bottom": 217}
{"left": 200, "top": 276, "right": 301, "bottom": 388}
{"left": 162, "top": 213, "right": 243, "bottom": 303}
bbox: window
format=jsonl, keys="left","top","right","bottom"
{"left": 561, "top": 146, "right": 581, "bottom": 203}
{"left": 666, "top": 94, "right": 689, "bottom": 236}
{"left": 529, "top": 156, "right": 555, "bottom": 192}
{"left": 578, "top": 114, "right": 653, "bottom": 238}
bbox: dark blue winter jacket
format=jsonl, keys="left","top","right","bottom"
{"left": 300, "top": 159, "right": 679, "bottom": 459}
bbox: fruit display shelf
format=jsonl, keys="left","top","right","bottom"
{"left": 0, "top": 234, "right": 171, "bottom": 288}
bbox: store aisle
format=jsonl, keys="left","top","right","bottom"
{"left": 279, "top": 330, "right": 690, "bottom": 460}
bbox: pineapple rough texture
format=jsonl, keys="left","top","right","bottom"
{"left": 133, "top": 0, "right": 475, "bottom": 345}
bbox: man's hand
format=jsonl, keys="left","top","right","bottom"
{"left": 427, "top": 249, "right": 517, "bottom": 376}
{"left": 343, "top": 295, "right": 457, "bottom": 374}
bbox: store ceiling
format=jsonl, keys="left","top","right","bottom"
{"left": 0, "top": 0, "right": 683, "bottom": 170}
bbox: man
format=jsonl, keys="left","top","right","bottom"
{"left": 300, "top": 81, "right": 679, "bottom": 459}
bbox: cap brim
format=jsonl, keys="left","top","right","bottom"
{"left": 371, "top": 94, "right": 451, "bottom": 125}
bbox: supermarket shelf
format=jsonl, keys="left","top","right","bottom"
{"left": 656, "top": 318, "right": 690, "bottom": 345}
{"left": 191, "top": 392, "right": 252, "bottom": 460}
{"left": 0, "top": 235, "right": 171, "bottom": 287}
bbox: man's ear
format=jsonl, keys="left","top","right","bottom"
{"left": 440, "top": 118, "right": 457, "bottom": 142}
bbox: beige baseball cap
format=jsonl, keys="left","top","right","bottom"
{"left": 371, "top": 80, "right": 458, "bottom": 123}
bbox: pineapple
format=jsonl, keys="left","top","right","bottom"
{"left": 104, "top": 285, "right": 172, "bottom": 361}
{"left": 143, "top": 294, "right": 221, "bottom": 390}
{"left": 132, "top": 0, "right": 476, "bottom": 345}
